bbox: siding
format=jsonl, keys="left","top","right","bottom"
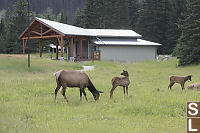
{"left": 99, "top": 45, "right": 157, "bottom": 62}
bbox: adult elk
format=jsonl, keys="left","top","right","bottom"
{"left": 54, "top": 70, "right": 103, "bottom": 102}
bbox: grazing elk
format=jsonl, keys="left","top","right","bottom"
{"left": 110, "top": 70, "right": 130, "bottom": 99}
{"left": 54, "top": 70, "right": 103, "bottom": 103}
{"left": 168, "top": 75, "right": 192, "bottom": 90}
{"left": 187, "top": 83, "right": 200, "bottom": 90}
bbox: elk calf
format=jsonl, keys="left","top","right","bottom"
{"left": 188, "top": 83, "right": 200, "bottom": 90}
{"left": 168, "top": 75, "right": 192, "bottom": 90}
{"left": 110, "top": 70, "right": 130, "bottom": 99}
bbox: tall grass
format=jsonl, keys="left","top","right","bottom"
{"left": 0, "top": 54, "right": 200, "bottom": 133}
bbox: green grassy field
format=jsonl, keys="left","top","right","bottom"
{"left": 0, "top": 54, "right": 200, "bottom": 133}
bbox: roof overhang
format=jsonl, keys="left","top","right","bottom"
{"left": 86, "top": 29, "right": 142, "bottom": 38}
{"left": 91, "top": 38, "right": 162, "bottom": 46}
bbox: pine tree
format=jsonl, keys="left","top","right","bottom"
{"left": 79, "top": 0, "right": 133, "bottom": 29}
{"left": 167, "top": 0, "right": 186, "bottom": 55}
{"left": 83, "top": 0, "right": 98, "bottom": 28}
{"left": 127, "top": 0, "right": 139, "bottom": 30}
{"left": 0, "top": 19, "right": 5, "bottom": 53}
{"left": 43, "top": 7, "right": 55, "bottom": 21}
{"left": 0, "top": 19, "right": 4, "bottom": 36}
{"left": 103, "top": 0, "right": 118, "bottom": 28}
{"left": 174, "top": 0, "right": 200, "bottom": 66}
{"left": 119, "top": 0, "right": 131, "bottom": 29}
{"left": 73, "top": 8, "right": 85, "bottom": 27}
{"left": 136, "top": 0, "right": 158, "bottom": 41}
{"left": 57, "top": 9, "right": 67, "bottom": 24}
{"left": 0, "top": 0, "right": 29, "bottom": 54}
{"left": 136, "top": 0, "right": 170, "bottom": 54}
{"left": 114, "top": 0, "right": 129, "bottom": 29}
{"left": 157, "top": 0, "right": 170, "bottom": 54}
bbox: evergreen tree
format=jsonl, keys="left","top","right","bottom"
{"left": 43, "top": 7, "right": 55, "bottom": 21}
{"left": 57, "top": 9, "right": 67, "bottom": 24}
{"left": 83, "top": 0, "right": 98, "bottom": 28}
{"left": 174, "top": 0, "right": 200, "bottom": 66}
{"left": 136, "top": 0, "right": 170, "bottom": 54}
{"left": 0, "top": 19, "right": 5, "bottom": 53}
{"left": 0, "top": 0, "right": 28, "bottom": 54}
{"left": 102, "top": 0, "right": 118, "bottom": 28}
{"left": 77, "top": 0, "right": 133, "bottom": 29}
{"left": 115, "top": 0, "right": 129, "bottom": 29}
{"left": 0, "top": 19, "right": 4, "bottom": 36}
{"left": 86, "top": 0, "right": 105, "bottom": 28}
{"left": 127, "top": 0, "right": 139, "bottom": 30}
{"left": 167, "top": 0, "right": 186, "bottom": 55}
{"left": 73, "top": 8, "right": 85, "bottom": 27}
{"left": 136, "top": 0, "right": 158, "bottom": 41}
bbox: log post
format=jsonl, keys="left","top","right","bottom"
{"left": 79, "top": 39, "right": 82, "bottom": 59}
{"left": 58, "top": 36, "right": 65, "bottom": 61}
{"left": 23, "top": 39, "right": 27, "bottom": 55}
{"left": 61, "top": 36, "right": 64, "bottom": 58}
{"left": 98, "top": 50, "right": 101, "bottom": 60}
{"left": 70, "top": 37, "right": 74, "bottom": 57}
{"left": 56, "top": 38, "right": 58, "bottom": 60}
{"left": 39, "top": 39, "right": 43, "bottom": 57}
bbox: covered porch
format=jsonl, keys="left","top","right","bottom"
{"left": 19, "top": 17, "right": 90, "bottom": 61}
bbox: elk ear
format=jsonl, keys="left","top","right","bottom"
{"left": 98, "top": 91, "right": 103, "bottom": 93}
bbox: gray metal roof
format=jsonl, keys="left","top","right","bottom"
{"left": 36, "top": 17, "right": 91, "bottom": 36}
{"left": 35, "top": 17, "right": 142, "bottom": 38}
{"left": 91, "top": 38, "right": 161, "bottom": 46}
{"left": 86, "top": 29, "right": 142, "bottom": 38}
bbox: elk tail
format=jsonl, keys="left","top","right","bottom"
{"left": 54, "top": 70, "right": 63, "bottom": 82}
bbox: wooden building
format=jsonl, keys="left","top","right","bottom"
{"left": 20, "top": 17, "right": 161, "bottom": 62}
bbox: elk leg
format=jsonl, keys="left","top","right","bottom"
{"left": 62, "top": 87, "right": 68, "bottom": 102}
{"left": 123, "top": 86, "right": 126, "bottom": 97}
{"left": 126, "top": 86, "right": 128, "bottom": 96}
{"left": 80, "top": 88, "right": 83, "bottom": 101}
{"left": 54, "top": 84, "right": 61, "bottom": 103}
{"left": 82, "top": 89, "right": 88, "bottom": 101}
{"left": 181, "top": 83, "right": 185, "bottom": 90}
{"left": 110, "top": 85, "right": 117, "bottom": 99}
{"left": 168, "top": 82, "right": 174, "bottom": 90}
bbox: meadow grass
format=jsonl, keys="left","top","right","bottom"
{"left": 0, "top": 54, "right": 200, "bottom": 133}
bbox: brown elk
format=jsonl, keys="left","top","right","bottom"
{"left": 110, "top": 70, "right": 130, "bottom": 99}
{"left": 168, "top": 75, "right": 192, "bottom": 90}
{"left": 187, "top": 83, "right": 200, "bottom": 90}
{"left": 54, "top": 70, "right": 103, "bottom": 102}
